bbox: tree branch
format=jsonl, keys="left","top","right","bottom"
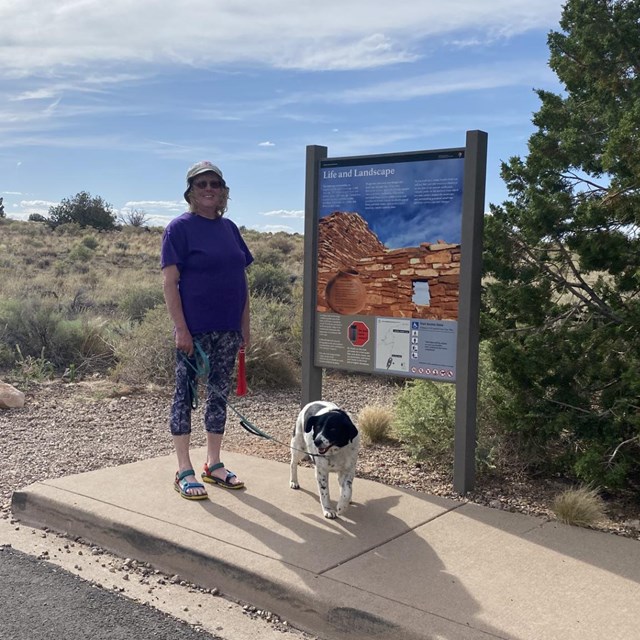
{"left": 608, "top": 436, "right": 640, "bottom": 465}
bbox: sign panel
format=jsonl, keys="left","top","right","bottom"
{"left": 314, "top": 149, "right": 465, "bottom": 381}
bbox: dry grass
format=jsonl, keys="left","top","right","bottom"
{"left": 551, "top": 486, "right": 606, "bottom": 527}
{"left": 357, "top": 404, "right": 394, "bottom": 444}
{"left": 0, "top": 222, "right": 163, "bottom": 307}
{"left": 0, "top": 221, "right": 304, "bottom": 313}
{"left": 0, "top": 219, "right": 305, "bottom": 385}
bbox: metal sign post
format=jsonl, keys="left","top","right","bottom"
{"left": 301, "top": 145, "right": 327, "bottom": 407}
{"left": 453, "top": 130, "right": 487, "bottom": 494}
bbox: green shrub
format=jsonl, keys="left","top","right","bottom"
{"left": 241, "top": 293, "right": 298, "bottom": 388}
{"left": 252, "top": 245, "right": 284, "bottom": 267}
{"left": 0, "top": 297, "right": 113, "bottom": 373}
{"left": 392, "top": 342, "right": 506, "bottom": 468}
{"left": 248, "top": 263, "right": 292, "bottom": 301}
{"left": 119, "top": 285, "right": 164, "bottom": 322}
{"left": 14, "top": 345, "right": 55, "bottom": 384}
{"left": 0, "top": 342, "right": 14, "bottom": 369}
{"left": 393, "top": 378, "right": 456, "bottom": 459}
{"left": 54, "top": 316, "right": 114, "bottom": 372}
{"left": 245, "top": 334, "right": 298, "bottom": 388}
{"left": 54, "top": 222, "right": 83, "bottom": 236}
{"left": 268, "top": 233, "right": 296, "bottom": 255}
{"left": 250, "top": 292, "right": 302, "bottom": 363}
{"left": 112, "top": 295, "right": 300, "bottom": 389}
{"left": 287, "top": 284, "right": 304, "bottom": 364}
{"left": 573, "top": 445, "right": 631, "bottom": 489}
{"left": 111, "top": 306, "right": 175, "bottom": 385}
{"left": 68, "top": 243, "right": 93, "bottom": 263}
{"left": 0, "top": 298, "right": 61, "bottom": 362}
{"left": 81, "top": 235, "right": 99, "bottom": 250}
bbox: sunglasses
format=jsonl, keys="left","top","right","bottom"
{"left": 193, "top": 179, "right": 224, "bottom": 190}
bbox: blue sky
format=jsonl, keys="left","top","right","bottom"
{"left": 1, "top": 0, "right": 566, "bottom": 233}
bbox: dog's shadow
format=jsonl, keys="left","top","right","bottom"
{"left": 207, "top": 484, "right": 362, "bottom": 549}
{"left": 206, "top": 489, "right": 411, "bottom": 566}
{"left": 209, "top": 487, "right": 516, "bottom": 639}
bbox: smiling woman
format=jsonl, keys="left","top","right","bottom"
{"left": 161, "top": 161, "right": 254, "bottom": 500}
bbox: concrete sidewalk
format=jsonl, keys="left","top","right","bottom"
{"left": 11, "top": 450, "right": 640, "bottom": 640}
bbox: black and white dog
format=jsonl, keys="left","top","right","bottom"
{"left": 290, "top": 401, "right": 360, "bottom": 519}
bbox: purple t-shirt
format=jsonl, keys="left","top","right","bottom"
{"left": 161, "top": 213, "right": 253, "bottom": 334}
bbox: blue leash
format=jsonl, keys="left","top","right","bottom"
{"left": 180, "top": 341, "right": 325, "bottom": 457}
{"left": 180, "top": 341, "right": 273, "bottom": 440}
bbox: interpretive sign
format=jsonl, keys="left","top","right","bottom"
{"left": 314, "top": 149, "right": 465, "bottom": 381}
{"left": 301, "top": 131, "right": 488, "bottom": 493}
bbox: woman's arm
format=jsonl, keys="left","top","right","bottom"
{"left": 162, "top": 264, "right": 193, "bottom": 356}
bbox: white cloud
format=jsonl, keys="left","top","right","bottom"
{"left": 143, "top": 214, "right": 174, "bottom": 228}
{"left": 19, "top": 199, "right": 57, "bottom": 208}
{"left": 275, "top": 33, "right": 418, "bottom": 71}
{"left": 258, "top": 141, "right": 276, "bottom": 147}
{"left": 8, "top": 199, "right": 58, "bottom": 220}
{"left": 9, "top": 73, "right": 146, "bottom": 102}
{"left": 327, "top": 62, "right": 556, "bottom": 104}
{"left": 254, "top": 224, "right": 299, "bottom": 234}
{"left": 0, "top": 1, "right": 563, "bottom": 75}
{"left": 123, "top": 200, "right": 183, "bottom": 211}
{"left": 260, "top": 209, "right": 304, "bottom": 219}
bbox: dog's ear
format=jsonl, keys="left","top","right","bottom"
{"left": 304, "top": 415, "right": 319, "bottom": 433}
{"left": 340, "top": 411, "right": 359, "bottom": 443}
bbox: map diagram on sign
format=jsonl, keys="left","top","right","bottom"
{"left": 375, "top": 318, "right": 410, "bottom": 373}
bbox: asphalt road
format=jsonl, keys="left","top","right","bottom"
{"left": 0, "top": 513, "right": 312, "bottom": 640}
{"left": 0, "top": 546, "right": 224, "bottom": 640}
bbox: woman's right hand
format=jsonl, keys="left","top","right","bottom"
{"left": 175, "top": 326, "right": 194, "bottom": 357}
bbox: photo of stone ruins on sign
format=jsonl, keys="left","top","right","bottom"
{"left": 317, "top": 211, "right": 460, "bottom": 320}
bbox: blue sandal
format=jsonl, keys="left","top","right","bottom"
{"left": 174, "top": 469, "right": 208, "bottom": 500}
{"left": 202, "top": 462, "right": 245, "bottom": 490}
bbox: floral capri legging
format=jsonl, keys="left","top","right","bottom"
{"left": 169, "top": 330, "right": 243, "bottom": 436}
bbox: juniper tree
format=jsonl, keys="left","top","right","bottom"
{"left": 483, "top": 0, "right": 640, "bottom": 488}
{"left": 48, "top": 191, "right": 116, "bottom": 230}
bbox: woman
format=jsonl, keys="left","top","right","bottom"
{"left": 161, "top": 161, "right": 253, "bottom": 499}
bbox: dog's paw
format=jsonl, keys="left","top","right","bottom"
{"left": 337, "top": 501, "right": 349, "bottom": 514}
{"left": 289, "top": 481, "right": 300, "bottom": 490}
{"left": 323, "top": 509, "right": 338, "bottom": 519}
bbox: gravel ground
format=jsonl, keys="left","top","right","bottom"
{"left": 1, "top": 372, "right": 639, "bottom": 542}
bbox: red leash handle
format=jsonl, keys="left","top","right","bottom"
{"left": 236, "top": 346, "right": 247, "bottom": 396}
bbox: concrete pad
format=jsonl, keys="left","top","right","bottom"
{"left": 13, "top": 450, "right": 472, "bottom": 640}
{"left": 12, "top": 451, "right": 640, "bottom": 640}
{"left": 328, "top": 502, "right": 640, "bottom": 640}
{"left": 13, "top": 449, "right": 455, "bottom": 572}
